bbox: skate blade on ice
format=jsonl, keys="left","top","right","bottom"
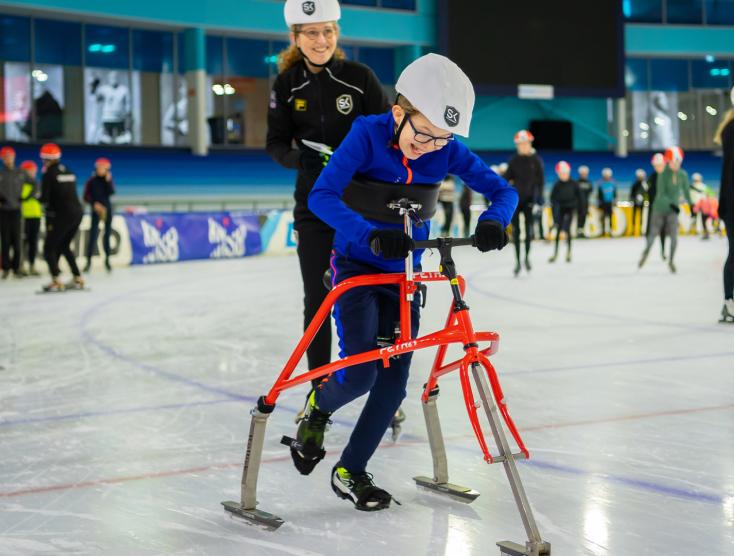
{"left": 413, "top": 476, "right": 480, "bottom": 503}
{"left": 221, "top": 501, "right": 284, "bottom": 530}
{"left": 36, "top": 287, "right": 91, "bottom": 294}
{"left": 497, "top": 540, "right": 551, "bottom": 556}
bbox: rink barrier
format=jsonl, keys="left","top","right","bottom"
{"left": 46, "top": 203, "right": 726, "bottom": 271}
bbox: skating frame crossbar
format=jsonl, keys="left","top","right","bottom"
{"left": 222, "top": 203, "right": 551, "bottom": 555}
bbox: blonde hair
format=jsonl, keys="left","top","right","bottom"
{"left": 277, "top": 23, "right": 346, "bottom": 73}
{"left": 714, "top": 107, "right": 734, "bottom": 146}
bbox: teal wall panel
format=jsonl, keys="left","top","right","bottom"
{"left": 0, "top": 0, "right": 436, "bottom": 45}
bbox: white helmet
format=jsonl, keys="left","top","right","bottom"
{"left": 730, "top": 85, "right": 734, "bottom": 106}
{"left": 284, "top": 0, "right": 341, "bottom": 27}
{"left": 395, "top": 53, "right": 475, "bottom": 137}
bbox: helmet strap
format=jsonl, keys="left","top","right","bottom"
{"left": 391, "top": 114, "right": 408, "bottom": 147}
{"left": 298, "top": 47, "right": 333, "bottom": 69}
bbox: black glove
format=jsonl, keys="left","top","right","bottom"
{"left": 369, "top": 229, "right": 415, "bottom": 260}
{"left": 299, "top": 149, "right": 330, "bottom": 172}
{"left": 474, "top": 220, "right": 508, "bottom": 252}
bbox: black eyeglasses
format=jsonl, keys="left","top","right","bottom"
{"left": 298, "top": 27, "right": 336, "bottom": 41}
{"left": 405, "top": 115, "right": 454, "bottom": 148}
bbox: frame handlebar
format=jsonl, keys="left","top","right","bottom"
{"left": 414, "top": 235, "right": 476, "bottom": 250}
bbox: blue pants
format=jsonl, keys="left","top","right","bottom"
{"left": 315, "top": 256, "right": 420, "bottom": 473}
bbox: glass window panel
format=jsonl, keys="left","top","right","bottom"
{"left": 176, "top": 32, "right": 186, "bottom": 74}
{"left": 666, "top": 0, "right": 704, "bottom": 23}
{"left": 3, "top": 62, "right": 31, "bottom": 141}
{"left": 0, "top": 15, "right": 30, "bottom": 62}
{"left": 207, "top": 36, "right": 225, "bottom": 146}
{"left": 226, "top": 38, "right": 269, "bottom": 78}
{"left": 622, "top": 0, "right": 663, "bottom": 22}
{"left": 705, "top": 0, "right": 734, "bottom": 24}
{"left": 341, "top": 0, "right": 378, "bottom": 6}
{"left": 206, "top": 36, "right": 224, "bottom": 75}
{"left": 133, "top": 29, "right": 174, "bottom": 73}
{"left": 269, "top": 40, "right": 289, "bottom": 75}
{"left": 84, "top": 68, "right": 138, "bottom": 144}
{"left": 630, "top": 90, "right": 680, "bottom": 150}
{"left": 691, "top": 58, "right": 732, "bottom": 88}
{"left": 381, "top": 0, "right": 416, "bottom": 9}
{"left": 358, "top": 46, "right": 395, "bottom": 84}
{"left": 625, "top": 58, "right": 649, "bottom": 91}
{"left": 31, "top": 64, "right": 65, "bottom": 141}
{"left": 35, "top": 19, "right": 81, "bottom": 66}
{"left": 649, "top": 58, "right": 689, "bottom": 91}
{"left": 341, "top": 45, "right": 357, "bottom": 61}
{"left": 85, "top": 24, "right": 130, "bottom": 69}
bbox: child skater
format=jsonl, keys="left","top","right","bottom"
{"left": 291, "top": 54, "right": 518, "bottom": 511}
{"left": 548, "top": 161, "right": 581, "bottom": 263}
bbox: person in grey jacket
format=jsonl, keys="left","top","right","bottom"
{"left": 0, "top": 146, "right": 26, "bottom": 278}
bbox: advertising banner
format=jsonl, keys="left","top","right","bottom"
{"left": 122, "top": 211, "right": 262, "bottom": 265}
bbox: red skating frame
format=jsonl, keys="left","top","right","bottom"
{"left": 263, "top": 269, "right": 529, "bottom": 464}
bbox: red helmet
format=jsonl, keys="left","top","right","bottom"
{"left": 555, "top": 161, "right": 571, "bottom": 175}
{"left": 95, "top": 157, "right": 111, "bottom": 168}
{"left": 664, "top": 146, "right": 684, "bottom": 163}
{"left": 0, "top": 146, "right": 16, "bottom": 158}
{"left": 20, "top": 160, "right": 38, "bottom": 172}
{"left": 514, "top": 129, "right": 534, "bottom": 144}
{"left": 39, "top": 143, "right": 62, "bottom": 160}
{"left": 650, "top": 153, "right": 664, "bottom": 166}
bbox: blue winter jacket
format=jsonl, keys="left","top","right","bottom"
{"left": 308, "top": 111, "right": 519, "bottom": 271}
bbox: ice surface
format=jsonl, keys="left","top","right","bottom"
{"left": 1, "top": 235, "right": 733, "bottom": 556}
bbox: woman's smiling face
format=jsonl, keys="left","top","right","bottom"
{"left": 293, "top": 23, "right": 338, "bottom": 68}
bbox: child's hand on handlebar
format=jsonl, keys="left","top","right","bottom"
{"left": 369, "top": 229, "right": 415, "bottom": 260}
{"left": 474, "top": 220, "right": 508, "bottom": 252}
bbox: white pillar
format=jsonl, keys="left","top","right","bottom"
{"left": 615, "top": 97, "right": 628, "bottom": 158}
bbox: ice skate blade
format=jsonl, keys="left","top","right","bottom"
{"left": 36, "top": 287, "right": 91, "bottom": 295}
{"left": 497, "top": 540, "right": 551, "bottom": 556}
{"left": 222, "top": 501, "right": 284, "bottom": 530}
{"left": 413, "top": 476, "right": 480, "bottom": 503}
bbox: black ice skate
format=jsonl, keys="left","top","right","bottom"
{"left": 331, "top": 465, "right": 397, "bottom": 511}
{"left": 282, "top": 390, "right": 330, "bottom": 475}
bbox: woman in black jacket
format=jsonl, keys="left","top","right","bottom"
{"left": 267, "top": 0, "right": 388, "bottom": 385}
{"left": 715, "top": 87, "right": 734, "bottom": 323}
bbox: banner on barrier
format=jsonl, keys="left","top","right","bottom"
{"left": 122, "top": 211, "right": 262, "bottom": 264}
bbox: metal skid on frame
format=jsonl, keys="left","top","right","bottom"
{"left": 222, "top": 200, "right": 551, "bottom": 555}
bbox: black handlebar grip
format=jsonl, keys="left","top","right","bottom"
{"left": 413, "top": 235, "right": 477, "bottom": 250}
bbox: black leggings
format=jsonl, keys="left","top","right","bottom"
{"left": 295, "top": 225, "right": 334, "bottom": 376}
{"left": 0, "top": 210, "right": 21, "bottom": 272}
{"left": 44, "top": 215, "right": 82, "bottom": 278}
{"left": 86, "top": 206, "right": 113, "bottom": 260}
{"left": 724, "top": 217, "right": 734, "bottom": 300}
{"left": 600, "top": 202, "right": 613, "bottom": 236}
{"left": 511, "top": 203, "right": 534, "bottom": 262}
{"left": 439, "top": 201, "right": 454, "bottom": 235}
{"left": 461, "top": 207, "right": 471, "bottom": 237}
{"left": 632, "top": 204, "right": 643, "bottom": 235}
{"left": 25, "top": 218, "right": 41, "bottom": 265}
{"left": 554, "top": 207, "right": 575, "bottom": 252}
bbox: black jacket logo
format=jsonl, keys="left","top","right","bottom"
{"left": 336, "top": 94, "right": 353, "bottom": 115}
{"left": 302, "top": 1, "right": 316, "bottom": 15}
{"left": 444, "top": 106, "right": 459, "bottom": 128}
